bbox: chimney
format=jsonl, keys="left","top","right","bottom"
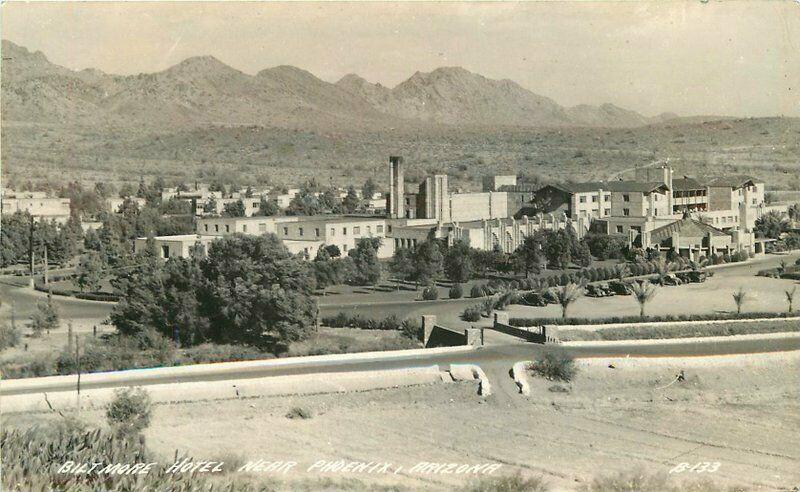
{"left": 389, "top": 156, "right": 405, "bottom": 219}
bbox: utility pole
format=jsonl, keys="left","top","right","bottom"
{"left": 28, "top": 215, "right": 35, "bottom": 289}
{"left": 75, "top": 336, "right": 82, "bottom": 415}
{"left": 43, "top": 245, "right": 49, "bottom": 285}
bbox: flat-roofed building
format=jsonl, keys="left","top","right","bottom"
{"left": 197, "top": 216, "right": 300, "bottom": 236}
{"left": 134, "top": 234, "right": 217, "bottom": 260}
{"left": 277, "top": 215, "right": 392, "bottom": 258}
{"left": 1, "top": 190, "right": 71, "bottom": 223}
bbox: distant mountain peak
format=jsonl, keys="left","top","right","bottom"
{"left": 1, "top": 39, "right": 693, "bottom": 130}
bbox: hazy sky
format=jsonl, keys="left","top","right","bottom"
{"left": 2, "top": 1, "right": 798, "bottom": 117}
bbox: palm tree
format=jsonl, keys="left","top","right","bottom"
{"left": 555, "top": 282, "right": 583, "bottom": 319}
{"left": 631, "top": 280, "right": 658, "bottom": 318}
{"left": 616, "top": 263, "right": 631, "bottom": 281}
{"left": 786, "top": 287, "right": 797, "bottom": 313}
{"left": 655, "top": 258, "right": 673, "bottom": 285}
{"left": 732, "top": 288, "right": 747, "bottom": 315}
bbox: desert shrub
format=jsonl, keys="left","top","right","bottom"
{"left": 286, "top": 331, "right": 418, "bottom": 356}
{"left": 449, "top": 283, "right": 464, "bottom": 299}
{"left": 0, "top": 323, "right": 21, "bottom": 350}
{"left": 286, "top": 406, "right": 312, "bottom": 419}
{"left": 57, "top": 334, "right": 175, "bottom": 375}
{"left": 464, "top": 472, "right": 548, "bottom": 492}
{"left": 1, "top": 424, "right": 255, "bottom": 491}
{"left": 461, "top": 305, "right": 482, "bottom": 322}
{"left": 494, "top": 290, "right": 521, "bottom": 310}
{"left": 177, "top": 344, "right": 268, "bottom": 365}
{"left": 400, "top": 318, "right": 422, "bottom": 341}
{"left": 106, "top": 387, "right": 152, "bottom": 438}
{"left": 470, "top": 284, "right": 486, "bottom": 298}
{"left": 529, "top": 346, "right": 577, "bottom": 382}
{"left": 542, "top": 289, "right": 558, "bottom": 304}
{"left": 422, "top": 286, "right": 439, "bottom": 300}
{"left": 321, "top": 313, "right": 403, "bottom": 331}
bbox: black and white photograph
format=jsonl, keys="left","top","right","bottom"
{"left": 0, "top": 1, "right": 798, "bottom": 490}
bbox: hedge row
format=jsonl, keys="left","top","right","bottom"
{"left": 509, "top": 311, "right": 798, "bottom": 327}
{"left": 559, "top": 318, "right": 800, "bottom": 341}
{"left": 321, "top": 313, "right": 422, "bottom": 340}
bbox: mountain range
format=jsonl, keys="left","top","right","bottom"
{"left": 1, "top": 39, "right": 690, "bottom": 131}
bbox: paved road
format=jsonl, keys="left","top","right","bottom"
{"left": 0, "top": 278, "right": 114, "bottom": 322}
{"left": 4, "top": 335, "right": 798, "bottom": 396}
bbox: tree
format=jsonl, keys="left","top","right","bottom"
{"left": 389, "top": 247, "right": 415, "bottom": 286}
{"left": 313, "top": 247, "right": 343, "bottom": 295}
{"left": 287, "top": 191, "right": 323, "bottom": 216}
{"left": 512, "top": 233, "right": 544, "bottom": 278}
{"left": 572, "top": 239, "right": 593, "bottom": 268}
{"left": 323, "top": 244, "right": 341, "bottom": 258}
{"left": 341, "top": 186, "right": 361, "bottom": 213}
{"left": 255, "top": 197, "right": 280, "bottom": 216}
{"left": 754, "top": 211, "right": 788, "bottom": 239}
{"left": 555, "top": 282, "right": 582, "bottom": 319}
{"left": 29, "top": 294, "right": 59, "bottom": 337}
{"left": 346, "top": 238, "right": 382, "bottom": 286}
{"left": 786, "top": 286, "right": 797, "bottom": 313}
{"left": 471, "top": 248, "right": 505, "bottom": 277}
{"left": 732, "top": 287, "right": 747, "bottom": 315}
{"left": 222, "top": 199, "right": 246, "bottom": 217}
{"left": 199, "top": 235, "right": 317, "bottom": 349}
{"left": 110, "top": 256, "right": 208, "bottom": 346}
{"left": 444, "top": 241, "right": 474, "bottom": 284}
{"left": 362, "top": 178, "right": 378, "bottom": 200}
{"left": 203, "top": 197, "right": 218, "bottom": 215}
{"left": 543, "top": 230, "right": 572, "bottom": 270}
{"left": 106, "top": 387, "right": 152, "bottom": 439}
{"left": 74, "top": 251, "right": 104, "bottom": 292}
{"left": 411, "top": 240, "right": 444, "bottom": 287}
{"left": 631, "top": 280, "right": 657, "bottom": 318}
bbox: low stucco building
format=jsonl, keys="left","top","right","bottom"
{"left": 134, "top": 235, "right": 217, "bottom": 260}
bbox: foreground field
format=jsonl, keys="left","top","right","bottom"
{"left": 7, "top": 351, "right": 796, "bottom": 490}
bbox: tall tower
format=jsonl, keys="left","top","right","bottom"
{"left": 389, "top": 156, "right": 405, "bottom": 219}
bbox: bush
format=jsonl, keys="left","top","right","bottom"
{"left": 464, "top": 472, "right": 548, "bottom": 492}
{"left": 422, "top": 286, "right": 439, "bottom": 300}
{"left": 0, "top": 424, "right": 251, "bottom": 490}
{"left": 529, "top": 346, "right": 577, "bottom": 382}
{"left": 321, "top": 313, "right": 403, "bottom": 330}
{"left": 106, "top": 387, "right": 152, "bottom": 438}
{"left": 285, "top": 406, "right": 313, "bottom": 419}
{"left": 0, "top": 324, "right": 20, "bottom": 350}
{"left": 449, "top": 283, "right": 464, "bottom": 299}
{"left": 470, "top": 284, "right": 486, "bottom": 298}
{"left": 400, "top": 318, "right": 422, "bottom": 340}
{"left": 461, "top": 305, "right": 482, "bottom": 322}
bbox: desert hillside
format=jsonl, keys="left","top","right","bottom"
{"left": 1, "top": 39, "right": 797, "bottom": 191}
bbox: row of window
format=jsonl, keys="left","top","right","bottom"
{"left": 284, "top": 224, "right": 385, "bottom": 238}
{"left": 578, "top": 195, "right": 611, "bottom": 203}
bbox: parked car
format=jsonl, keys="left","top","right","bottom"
{"left": 686, "top": 270, "right": 708, "bottom": 283}
{"left": 522, "top": 291, "right": 547, "bottom": 306}
{"left": 542, "top": 289, "right": 559, "bottom": 304}
{"left": 661, "top": 273, "right": 684, "bottom": 286}
{"left": 609, "top": 280, "right": 633, "bottom": 295}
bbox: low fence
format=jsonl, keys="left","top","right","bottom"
{"left": 491, "top": 312, "right": 559, "bottom": 344}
